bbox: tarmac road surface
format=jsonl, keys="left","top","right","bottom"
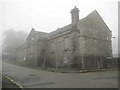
{"left": 2, "top": 62, "right": 118, "bottom": 88}
{"left": 2, "top": 75, "right": 19, "bottom": 88}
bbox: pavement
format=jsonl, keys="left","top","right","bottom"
{"left": 2, "top": 62, "right": 118, "bottom": 88}
{"left": 23, "top": 65, "right": 118, "bottom": 73}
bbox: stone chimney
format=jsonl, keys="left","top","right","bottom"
{"left": 70, "top": 6, "right": 79, "bottom": 25}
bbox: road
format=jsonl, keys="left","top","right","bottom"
{"left": 2, "top": 62, "right": 118, "bottom": 88}
{"left": 0, "top": 61, "right": 2, "bottom": 89}
{"left": 2, "top": 75, "right": 19, "bottom": 88}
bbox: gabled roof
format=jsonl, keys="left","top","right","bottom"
{"left": 27, "top": 28, "right": 48, "bottom": 41}
{"left": 27, "top": 24, "right": 73, "bottom": 40}
{"left": 78, "top": 10, "right": 111, "bottom": 32}
{"left": 36, "top": 31, "right": 48, "bottom": 38}
{"left": 47, "top": 10, "right": 111, "bottom": 39}
{"left": 27, "top": 10, "right": 111, "bottom": 40}
{"left": 47, "top": 24, "right": 73, "bottom": 38}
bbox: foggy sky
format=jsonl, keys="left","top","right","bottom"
{"left": 0, "top": 0, "right": 119, "bottom": 56}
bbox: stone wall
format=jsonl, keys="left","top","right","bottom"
{"left": 46, "top": 32, "right": 74, "bottom": 68}
{"left": 77, "top": 12, "right": 112, "bottom": 57}
{"left": 109, "top": 58, "right": 118, "bottom": 68}
{"left": 81, "top": 55, "right": 111, "bottom": 70}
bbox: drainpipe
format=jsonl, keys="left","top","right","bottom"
{"left": 55, "top": 51, "right": 58, "bottom": 70}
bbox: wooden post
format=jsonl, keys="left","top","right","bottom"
{"left": 98, "top": 59, "right": 100, "bottom": 69}
{"left": 43, "top": 50, "right": 46, "bottom": 68}
{"left": 100, "top": 57, "right": 103, "bottom": 69}
{"left": 55, "top": 52, "right": 58, "bottom": 69}
{"left": 81, "top": 55, "right": 85, "bottom": 69}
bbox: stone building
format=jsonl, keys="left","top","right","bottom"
{"left": 16, "top": 7, "right": 112, "bottom": 69}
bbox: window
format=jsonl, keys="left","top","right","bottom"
{"left": 107, "top": 37, "right": 109, "bottom": 40}
{"left": 63, "top": 57, "right": 68, "bottom": 63}
{"left": 64, "top": 37, "right": 71, "bottom": 50}
{"left": 50, "top": 41, "right": 55, "bottom": 52}
{"left": 30, "top": 45, "right": 33, "bottom": 54}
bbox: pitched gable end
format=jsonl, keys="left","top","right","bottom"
{"left": 26, "top": 28, "right": 36, "bottom": 41}
{"left": 84, "top": 10, "right": 111, "bottom": 32}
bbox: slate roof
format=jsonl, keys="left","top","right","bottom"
{"left": 47, "top": 24, "right": 73, "bottom": 38}
{"left": 31, "top": 10, "right": 111, "bottom": 40}
{"left": 36, "top": 31, "right": 48, "bottom": 38}
{"left": 32, "top": 24, "right": 73, "bottom": 39}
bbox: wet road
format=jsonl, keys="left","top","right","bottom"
{"left": 2, "top": 62, "right": 118, "bottom": 88}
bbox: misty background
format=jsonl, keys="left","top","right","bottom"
{"left": 0, "top": 0, "right": 119, "bottom": 63}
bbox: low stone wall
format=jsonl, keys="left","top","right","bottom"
{"left": 109, "top": 58, "right": 118, "bottom": 68}
{"left": 83, "top": 55, "right": 98, "bottom": 70}
{"left": 20, "top": 54, "right": 119, "bottom": 70}
{"left": 83, "top": 55, "right": 111, "bottom": 70}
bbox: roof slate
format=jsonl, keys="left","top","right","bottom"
{"left": 47, "top": 24, "right": 72, "bottom": 38}
{"left": 31, "top": 10, "right": 111, "bottom": 40}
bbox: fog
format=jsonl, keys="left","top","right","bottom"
{"left": 3, "top": 29, "right": 27, "bottom": 50}
{"left": 0, "top": 1, "right": 119, "bottom": 88}
{"left": 2, "top": 29, "right": 28, "bottom": 63}
{"left": 0, "top": 0, "right": 119, "bottom": 56}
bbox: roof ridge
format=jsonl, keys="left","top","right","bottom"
{"left": 48, "top": 24, "right": 72, "bottom": 34}
{"left": 35, "top": 30, "right": 48, "bottom": 34}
